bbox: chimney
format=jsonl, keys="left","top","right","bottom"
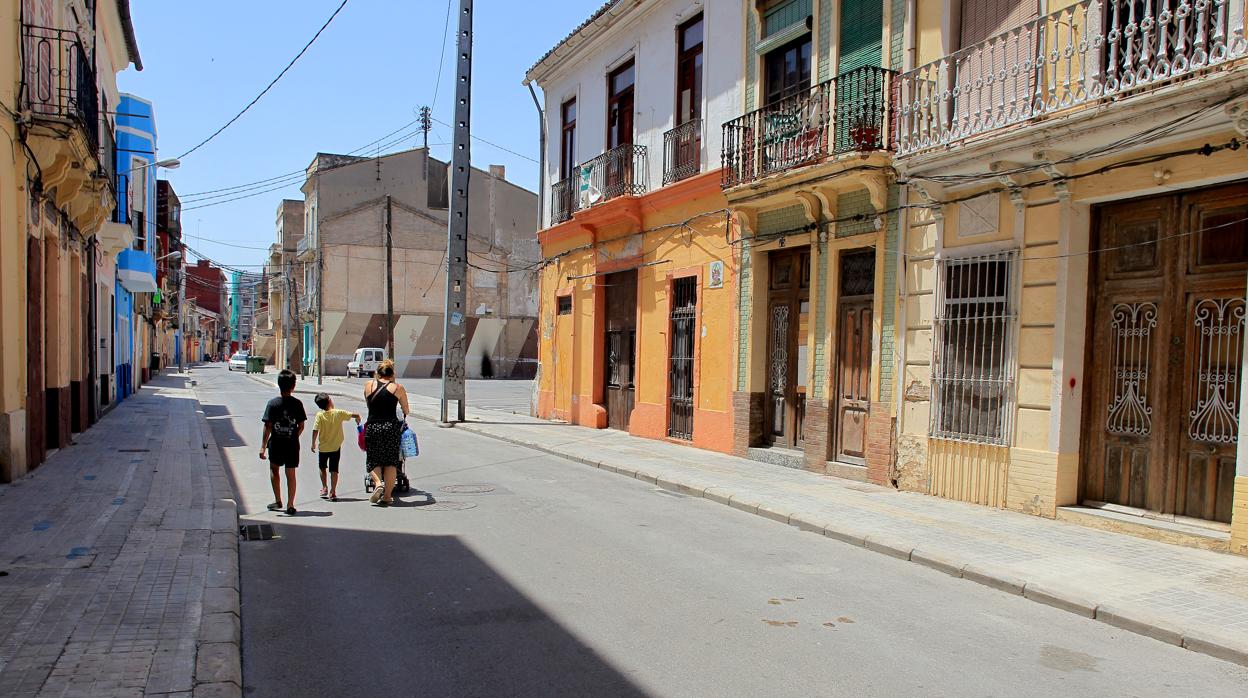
{"left": 489, "top": 164, "right": 506, "bottom": 180}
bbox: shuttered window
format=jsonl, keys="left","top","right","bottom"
{"left": 837, "top": 0, "right": 883, "bottom": 75}
{"left": 954, "top": 0, "right": 1039, "bottom": 123}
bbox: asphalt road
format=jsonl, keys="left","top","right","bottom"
{"left": 329, "top": 375, "right": 535, "bottom": 414}
{"left": 195, "top": 364, "right": 1248, "bottom": 697}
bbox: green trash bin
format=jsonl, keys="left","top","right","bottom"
{"left": 247, "top": 356, "right": 266, "bottom": 374}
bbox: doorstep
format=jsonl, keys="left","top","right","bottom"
{"left": 1057, "top": 505, "right": 1231, "bottom": 554}
{"left": 746, "top": 446, "right": 804, "bottom": 470}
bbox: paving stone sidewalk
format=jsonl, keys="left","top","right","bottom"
{"left": 0, "top": 374, "right": 240, "bottom": 698}
{"left": 256, "top": 372, "right": 1248, "bottom": 667}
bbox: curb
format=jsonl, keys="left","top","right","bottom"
{"left": 194, "top": 401, "right": 243, "bottom": 694}
{"left": 240, "top": 369, "right": 1248, "bottom": 669}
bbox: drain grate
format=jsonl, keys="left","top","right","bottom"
{"left": 415, "top": 501, "right": 477, "bottom": 512}
{"left": 439, "top": 485, "right": 495, "bottom": 495}
{"left": 239, "top": 524, "right": 276, "bottom": 541}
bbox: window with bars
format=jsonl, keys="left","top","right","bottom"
{"left": 557, "top": 295, "right": 572, "bottom": 315}
{"left": 930, "top": 251, "right": 1018, "bottom": 445}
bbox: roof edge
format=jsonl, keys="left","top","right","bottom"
{"left": 524, "top": 0, "right": 634, "bottom": 85}
{"left": 117, "top": 0, "right": 143, "bottom": 71}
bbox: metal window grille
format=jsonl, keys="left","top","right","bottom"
{"left": 667, "top": 277, "right": 697, "bottom": 440}
{"left": 557, "top": 295, "right": 572, "bottom": 315}
{"left": 930, "top": 250, "right": 1018, "bottom": 445}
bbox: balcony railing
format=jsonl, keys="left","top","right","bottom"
{"left": 896, "top": 0, "right": 1248, "bottom": 156}
{"left": 722, "top": 66, "right": 895, "bottom": 189}
{"left": 549, "top": 144, "right": 650, "bottom": 225}
{"left": 112, "top": 173, "right": 130, "bottom": 224}
{"left": 663, "top": 118, "right": 702, "bottom": 185}
{"left": 21, "top": 25, "right": 100, "bottom": 154}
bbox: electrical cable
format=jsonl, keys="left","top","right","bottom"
{"left": 175, "top": 0, "right": 351, "bottom": 160}
{"left": 175, "top": 118, "right": 422, "bottom": 199}
{"left": 431, "top": 117, "right": 539, "bottom": 163}
{"left": 431, "top": 0, "right": 454, "bottom": 109}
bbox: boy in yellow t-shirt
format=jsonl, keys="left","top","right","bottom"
{"left": 311, "top": 393, "right": 360, "bottom": 501}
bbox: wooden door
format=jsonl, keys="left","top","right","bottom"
{"left": 764, "top": 249, "right": 810, "bottom": 448}
{"left": 835, "top": 249, "right": 876, "bottom": 464}
{"left": 26, "top": 237, "right": 45, "bottom": 471}
{"left": 604, "top": 270, "right": 637, "bottom": 431}
{"left": 1084, "top": 185, "right": 1247, "bottom": 523}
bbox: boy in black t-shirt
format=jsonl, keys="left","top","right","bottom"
{"left": 260, "top": 370, "right": 307, "bottom": 515}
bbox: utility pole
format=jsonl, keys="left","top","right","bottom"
{"left": 440, "top": 0, "right": 473, "bottom": 425}
{"left": 316, "top": 253, "right": 324, "bottom": 385}
{"left": 384, "top": 194, "right": 395, "bottom": 359}
{"left": 177, "top": 261, "right": 185, "bottom": 372}
{"left": 419, "top": 105, "right": 432, "bottom": 184}
{"left": 287, "top": 262, "right": 300, "bottom": 375}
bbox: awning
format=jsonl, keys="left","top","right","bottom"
{"left": 117, "top": 248, "right": 157, "bottom": 293}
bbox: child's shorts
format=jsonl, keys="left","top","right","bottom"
{"left": 268, "top": 442, "right": 299, "bottom": 468}
{"left": 318, "top": 450, "right": 341, "bottom": 473}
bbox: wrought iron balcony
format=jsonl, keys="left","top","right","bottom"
{"left": 722, "top": 66, "right": 895, "bottom": 189}
{"left": 549, "top": 144, "right": 650, "bottom": 225}
{"left": 663, "top": 118, "right": 702, "bottom": 185}
{"left": 21, "top": 25, "right": 100, "bottom": 154}
{"left": 550, "top": 176, "right": 578, "bottom": 225}
{"left": 896, "top": 0, "right": 1248, "bottom": 156}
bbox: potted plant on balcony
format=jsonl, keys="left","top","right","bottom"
{"left": 847, "top": 117, "right": 881, "bottom": 153}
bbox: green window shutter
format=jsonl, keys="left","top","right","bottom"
{"left": 836, "top": 0, "right": 883, "bottom": 76}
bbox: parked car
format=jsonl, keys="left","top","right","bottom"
{"left": 347, "top": 347, "right": 386, "bottom": 378}
{"left": 227, "top": 353, "right": 248, "bottom": 372}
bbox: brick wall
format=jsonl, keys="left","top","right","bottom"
{"left": 865, "top": 402, "right": 894, "bottom": 485}
{"left": 732, "top": 391, "right": 764, "bottom": 457}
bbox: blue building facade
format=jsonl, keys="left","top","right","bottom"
{"left": 113, "top": 94, "right": 159, "bottom": 402}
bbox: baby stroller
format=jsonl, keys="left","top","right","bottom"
{"left": 364, "top": 459, "right": 411, "bottom": 494}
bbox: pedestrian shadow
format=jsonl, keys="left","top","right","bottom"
{"left": 284, "top": 510, "right": 332, "bottom": 518}
{"left": 240, "top": 526, "right": 649, "bottom": 697}
{"left": 392, "top": 492, "right": 437, "bottom": 508}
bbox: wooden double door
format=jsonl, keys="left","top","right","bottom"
{"left": 1084, "top": 184, "right": 1248, "bottom": 523}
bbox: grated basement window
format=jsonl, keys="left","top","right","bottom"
{"left": 930, "top": 250, "right": 1018, "bottom": 445}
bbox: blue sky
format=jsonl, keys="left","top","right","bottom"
{"left": 120, "top": 0, "right": 593, "bottom": 269}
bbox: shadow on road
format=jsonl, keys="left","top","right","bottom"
{"left": 241, "top": 525, "right": 649, "bottom": 697}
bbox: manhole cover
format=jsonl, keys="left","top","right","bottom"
{"left": 118, "top": 449, "right": 150, "bottom": 453}
{"left": 439, "top": 485, "right": 495, "bottom": 495}
{"left": 415, "top": 501, "right": 477, "bottom": 511}
{"left": 239, "top": 524, "right": 276, "bottom": 541}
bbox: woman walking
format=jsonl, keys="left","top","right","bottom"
{"left": 363, "top": 359, "right": 409, "bottom": 506}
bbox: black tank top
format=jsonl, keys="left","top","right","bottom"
{"left": 366, "top": 381, "right": 401, "bottom": 423}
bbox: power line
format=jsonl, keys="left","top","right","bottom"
{"left": 175, "top": 0, "right": 351, "bottom": 160}
{"left": 431, "top": 117, "right": 538, "bottom": 163}
{"left": 431, "top": 0, "right": 454, "bottom": 109}
{"left": 175, "top": 118, "right": 422, "bottom": 199}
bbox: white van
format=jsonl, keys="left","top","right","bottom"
{"left": 347, "top": 347, "right": 386, "bottom": 378}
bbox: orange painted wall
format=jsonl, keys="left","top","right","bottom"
{"left": 534, "top": 172, "right": 735, "bottom": 453}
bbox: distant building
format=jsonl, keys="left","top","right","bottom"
{"left": 230, "top": 271, "right": 263, "bottom": 348}
{"left": 186, "top": 259, "right": 225, "bottom": 316}
{"left": 266, "top": 200, "right": 305, "bottom": 372}
{"left": 295, "top": 147, "right": 540, "bottom": 378}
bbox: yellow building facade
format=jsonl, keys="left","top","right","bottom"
{"left": 0, "top": 0, "right": 141, "bottom": 480}
{"left": 894, "top": 0, "right": 1248, "bottom": 554}
{"left": 725, "top": 0, "right": 905, "bottom": 482}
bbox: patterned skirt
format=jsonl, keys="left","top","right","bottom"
{"left": 364, "top": 420, "right": 403, "bottom": 470}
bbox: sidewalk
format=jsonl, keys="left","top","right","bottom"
{"left": 251, "top": 371, "right": 1248, "bottom": 666}
{"left": 0, "top": 374, "right": 240, "bottom": 697}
